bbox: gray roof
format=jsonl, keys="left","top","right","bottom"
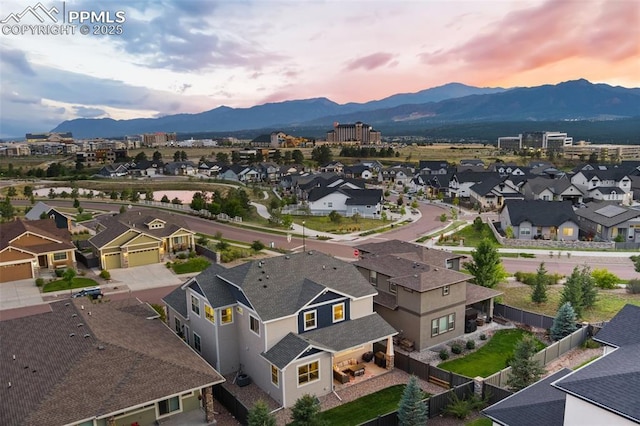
{"left": 355, "top": 239, "right": 465, "bottom": 266}
{"left": 162, "top": 285, "right": 188, "bottom": 317}
{"left": 0, "top": 299, "right": 223, "bottom": 426}
{"left": 216, "top": 251, "right": 376, "bottom": 321}
{"left": 261, "top": 333, "right": 310, "bottom": 369}
{"left": 483, "top": 368, "right": 571, "bottom": 426}
{"left": 502, "top": 200, "right": 578, "bottom": 227}
{"left": 574, "top": 202, "right": 640, "bottom": 227}
{"left": 552, "top": 304, "right": 640, "bottom": 423}
{"left": 301, "top": 313, "right": 397, "bottom": 352}
{"left": 191, "top": 263, "right": 236, "bottom": 308}
{"left": 465, "top": 283, "right": 503, "bottom": 305}
{"left": 24, "top": 201, "right": 52, "bottom": 221}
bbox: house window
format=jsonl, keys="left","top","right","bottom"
{"left": 563, "top": 228, "right": 574, "bottom": 237}
{"left": 389, "top": 282, "right": 397, "bottom": 294}
{"left": 271, "top": 365, "right": 279, "bottom": 387}
{"left": 158, "top": 396, "right": 180, "bottom": 416}
{"left": 298, "top": 360, "right": 320, "bottom": 385}
{"left": 442, "top": 286, "right": 450, "bottom": 296}
{"left": 205, "top": 305, "right": 215, "bottom": 323}
{"left": 250, "top": 315, "right": 260, "bottom": 335}
{"left": 174, "top": 318, "right": 182, "bottom": 334}
{"left": 432, "top": 313, "right": 455, "bottom": 336}
{"left": 328, "top": 202, "right": 333, "bottom": 208}
{"left": 333, "top": 303, "right": 345, "bottom": 323}
{"left": 236, "top": 306, "right": 243, "bottom": 315}
{"left": 369, "top": 270, "right": 377, "bottom": 286}
{"left": 520, "top": 228, "right": 531, "bottom": 235}
{"left": 53, "top": 252, "right": 67, "bottom": 261}
{"left": 193, "top": 333, "right": 201, "bottom": 352}
{"left": 304, "top": 310, "right": 317, "bottom": 331}
{"left": 221, "top": 307, "right": 233, "bottom": 324}
{"left": 191, "top": 295, "right": 200, "bottom": 316}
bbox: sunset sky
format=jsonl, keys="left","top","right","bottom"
{"left": 1, "top": 0, "right": 638, "bottom": 138}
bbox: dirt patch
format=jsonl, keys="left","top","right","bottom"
{"left": 544, "top": 346, "right": 602, "bottom": 374}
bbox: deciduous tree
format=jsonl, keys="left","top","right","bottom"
{"left": 466, "top": 239, "right": 506, "bottom": 288}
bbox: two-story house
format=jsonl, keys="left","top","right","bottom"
{"left": 163, "top": 252, "right": 398, "bottom": 408}
{"left": 570, "top": 169, "right": 632, "bottom": 204}
{"left": 354, "top": 240, "right": 501, "bottom": 351}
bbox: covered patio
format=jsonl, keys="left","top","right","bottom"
{"left": 464, "top": 283, "right": 503, "bottom": 331}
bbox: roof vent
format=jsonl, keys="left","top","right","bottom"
{"left": 263, "top": 284, "right": 268, "bottom": 288}
{"left": 84, "top": 334, "right": 91, "bottom": 338}
{"left": 333, "top": 266, "right": 337, "bottom": 270}
{"left": 97, "top": 345, "right": 105, "bottom": 350}
{"left": 77, "top": 323, "right": 84, "bottom": 327}
{"left": 71, "top": 314, "right": 77, "bottom": 318}
{"left": 65, "top": 302, "right": 70, "bottom": 307}
{"left": 258, "top": 278, "right": 262, "bottom": 281}
{"left": 69, "top": 333, "right": 75, "bottom": 337}
{"left": 414, "top": 274, "right": 418, "bottom": 278}
{"left": 285, "top": 255, "right": 290, "bottom": 259}
{"left": 434, "top": 268, "right": 439, "bottom": 271}
{"left": 322, "top": 265, "right": 326, "bottom": 269}
{"left": 308, "top": 251, "right": 313, "bottom": 255}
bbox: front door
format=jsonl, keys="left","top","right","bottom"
{"left": 38, "top": 255, "right": 47, "bottom": 268}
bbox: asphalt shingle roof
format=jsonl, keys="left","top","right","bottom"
{"left": 216, "top": 251, "right": 376, "bottom": 321}
{"left": 483, "top": 368, "right": 571, "bottom": 426}
{"left": 502, "top": 200, "right": 578, "bottom": 227}
{"left": 261, "top": 333, "right": 310, "bottom": 369}
{"left": 0, "top": 299, "right": 223, "bottom": 426}
{"left": 355, "top": 240, "right": 464, "bottom": 266}
{"left": 0, "top": 218, "right": 74, "bottom": 253}
{"left": 574, "top": 202, "right": 640, "bottom": 227}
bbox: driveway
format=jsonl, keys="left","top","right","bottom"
{"left": 107, "top": 263, "right": 185, "bottom": 291}
{"left": 0, "top": 278, "right": 44, "bottom": 311}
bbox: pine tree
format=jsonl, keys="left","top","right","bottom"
{"left": 398, "top": 375, "right": 428, "bottom": 426}
{"left": 290, "top": 394, "right": 325, "bottom": 426}
{"left": 560, "top": 266, "right": 585, "bottom": 318}
{"left": 248, "top": 400, "right": 277, "bottom": 426}
{"left": 507, "top": 335, "right": 545, "bottom": 392}
{"left": 466, "top": 239, "right": 506, "bottom": 288}
{"left": 550, "top": 302, "right": 577, "bottom": 341}
{"left": 577, "top": 265, "right": 597, "bottom": 310}
{"left": 531, "top": 262, "right": 548, "bottom": 304}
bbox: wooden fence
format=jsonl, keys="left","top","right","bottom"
{"left": 494, "top": 303, "right": 555, "bottom": 329}
{"left": 483, "top": 382, "right": 513, "bottom": 405}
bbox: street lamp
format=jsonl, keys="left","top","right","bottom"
{"left": 302, "top": 220, "right": 306, "bottom": 252}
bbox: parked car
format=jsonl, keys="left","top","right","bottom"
{"left": 72, "top": 287, "right": 103, "bottom": 300}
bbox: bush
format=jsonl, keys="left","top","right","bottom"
{"left": 176, "top": 252, "right": 188, "bottom": 260}
{"left": 466, "top": 340, "right": 476, "bottom": 350}
{"left": 582, "top": 338, "right": 601, "bottom": 349}
{"left": 627, "top": 279, "right": 640, "bottom": 294}
{"left": 479, "top": 333, "right": 487, "bottom": 340}
{"left": 99, "top": 269, "right": 111, "bottom": 280}
{"left": 165, "top": 262, "right": 172, "bottom": 269}
{"left": 35, "top": 278, "right": 45, "bottom": 287}
{"left": 55, "top": 268, "right": 65, "bottom": 277}
{"left": 251, "top": 240, "right": 266, "bottom": 251}
{"left": 473, "top": 216, "right": 483, "bottom": 231}
{"left": 216, "top": 240, "right": 230, "bottom": 251}
{"left": 591, "top": 268, "right": 620, "bottom": 289}
{"left": 443, "top": 392, "right": 488, "bottom": 419}
{"left": 514, "top": 271, "right": 536, "bottom": 285}
{"left": 451, "top": 343, "right": 463, "bottom": 354}
{"left": 439, "top": 348, "right": 449, "bottom": 360}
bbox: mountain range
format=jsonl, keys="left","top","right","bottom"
{"left": 52, "top": 79, "right": 640, "bottom": 139}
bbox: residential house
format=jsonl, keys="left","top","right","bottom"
{"left": 499, "top": 200, "right": 579, "bottom": 241}
{"left": 295, "top": 173, "right": 365, "bottom": 202}
{"left": 307, "top": 187, "right": 383, "bottom": 217}
{"left": 354, "top": 240, "right": 501, "bottom": 351}
{"left": 569, "top": 169, "right": 632, "bottom": 204}
{"left": 355, "top": 159, "right": 383, "bottom": 173}
{"left": 217, "top": 165, "right": 240, "bottom": 182}
{"left": 164, "top": 161, "right": 197, "bottom": 176}
{"left": 343, "top": 164, "right": 373, "bottom": 180}
{"left": 257, "top": 162, "right": 281, "bottom": 183}
{"left": 410, "top": 173, "right": 453, "bottom": 198}
{"left": 418, "top": 160, "right": 451, "bottom": 175}
{"left": 521, "top": 176, "right": 584, "bottom": 203}
{"left": 460, "top": 159, "right": 485, "bottom": 167}
{"left": 319, "top": 161, "right": 344, "bottom": 174}
{"left": 484, "top": 304, "right": 640, "bottom": 426}
{"left": 0, "top": 218, "right": 76, "bottom": 283}
{"left": 468, "top": 175, "right": 522, "bottom": 210}
{"left": 88, "top": 209, "right": 195, "bottom": 270}
{"left": 129, "top": 159, "right": 164, "bottom": 177}
{"left": 0, "top": 298, "right": 224, "bottom": 426}
{"left": 378, "top": 166, "right": 414, "bottom": 186}
{"left": 24, "top": 201, "right": 71, "bottom": 230}
{"left": 574, "top": 202, "right": 640, "bottom": 242}
{"left": 163, "top": 252, "right": 398, "bottom": 408}
{"left": 95, "top": 163, "right": 129, "bottom": 178}
{"left": 449, "top": 171, "right": 492, "bottom": 198}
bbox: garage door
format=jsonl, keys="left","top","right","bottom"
{"left": 128, "top": 248, "right": 159, "bottom": 267}
{"left": 104, "top": 253, "right": 121, "bottom": 270}
{"left": 0, "top": 262, "right": 33, "bottom": 283}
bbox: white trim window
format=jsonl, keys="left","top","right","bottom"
{"left": 431, "top": 313, "right": 455, "bottom": 336}
{"left": 271, "top": 364, "right": 279, "bottom": 387}
{"left": 205, "top": 304, "right": 215, "bottom": 323}
{"left": 369, "top": 270, "right": 377, "bottom": 286}
{"left": 250, "top": 315, "right": 260, "bottom": 336}
{"left": 157, "top": 396, "right": 181, "bottom": 417}
{"left": 389, "top": 282, "right": 397, "bottom": 294}
{"left": 193, "top": 333, "right": 201, "bottom": 353}
{"left": 298, "top": 360, "right": 319, "bottom": 386}
{"left": 303, "top": 310, "right": 317, "bottom": 331}
{"left": 332, "top": 303, "right": 345, "bottom": 323}
{"left": 221, "top": 307, "right": 233, "bottom": 324}
{"left": 190, "top": 295, "right": 200, "bottom": 316}
{"left": 53, "top": 252, "right": 68, "bottom": 261}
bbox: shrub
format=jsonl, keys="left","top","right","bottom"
{"left": 165, "top": 262, "right": 172, "bottom": 269}
{"left": 466, "top": 340, "right": 476, "bottom": 350}
{"left": 439, "top": 348, "right": 449, "bottom": 360}
{"left": 216, "top": 240, "right": 230, "bottom": 251}
{"left": 99, "top": 269, "right": 111, "bottom": 280}
{"left": 591, "top": 268, "right": 620, "bottom": 289}
{"left": 251, "top": 240, "right": 266, "bottom": 251}
{"left": 479, "top": 333, "right": 487, "bottom": 340}
{"left": 443, "top": 392, "right": 487, "bottom": 419}
{"left": 35, "top": 278, "right": 44, "bottom": 287}
{"left": 55, "top": 268, "right": 65, "bottom": 277}
{"left": 473, "top": 216, "right": 483, "bottom": 231}
{"left": 582, "top": 338, "right": 601, "bottom": 349}
{"left": 177, "top": 252, "right": 188, "bottom": 260}
{"left": 627, "top": 279, "right": 640, "bottom": 294}
{"left": 451, "top": 343, "right": 463, "bottom": 354}
{"left": 188, "top": 250, "right": 197, "bottom": 258}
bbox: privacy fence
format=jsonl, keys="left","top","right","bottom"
{"left": 213, "top": 384, "right": 249, "bottom": 425}
{"left": 493, "top": 303, "right": 556, "bottom": 329}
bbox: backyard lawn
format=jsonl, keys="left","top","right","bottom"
{"left": 438, "top": 329, "right": 545, "bottom": 378}
{"left": 43, "top": 277, "right": 99, "bottom": 293}
{"left": 318, "top": 384, "right": 427, "bottom": 426}
{"left": 171, "top": 257, "right": 211, "bottom": 274}
{"left": 497, "top": 283, "right": 640, "bottom": 322}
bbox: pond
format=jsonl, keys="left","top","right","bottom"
{"left": 33, "top": 187, "right": 203, "bottom": 203}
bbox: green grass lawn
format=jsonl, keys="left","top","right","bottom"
{"left": 438, "top": 329, "right": 545, "bottom": 378}
{"left": 318, "top": 384, "right": 427, "bottom": 426}
{"left": 438, "top": 224, "right": 498, "bottom": 247}
{"left": 497, "top": 283, "right": 640, "bottom": 322}
{"left": 171, "top": 257, "right": 211, "bottom": 274}
{"left": 416, "top": 220, "right": 467, "bottom": 242}
{"left": 43, "top": 277, "right": 99, "bottom": 293}
{"left": 292, "top": 216, "right": 385, "bottom": 234}
{"left": 466, "top": 417, "right": 492, "bottom": 426}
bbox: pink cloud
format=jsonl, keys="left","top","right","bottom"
{"left": 344, "top": 52, "right": 395, "bottom": 71}
{"left": 420, "top": 0, "right": 639, "bottom": 80}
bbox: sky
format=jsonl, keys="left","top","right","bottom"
{"left": 0, "top": 0, "right": 638, "bottom": 138}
